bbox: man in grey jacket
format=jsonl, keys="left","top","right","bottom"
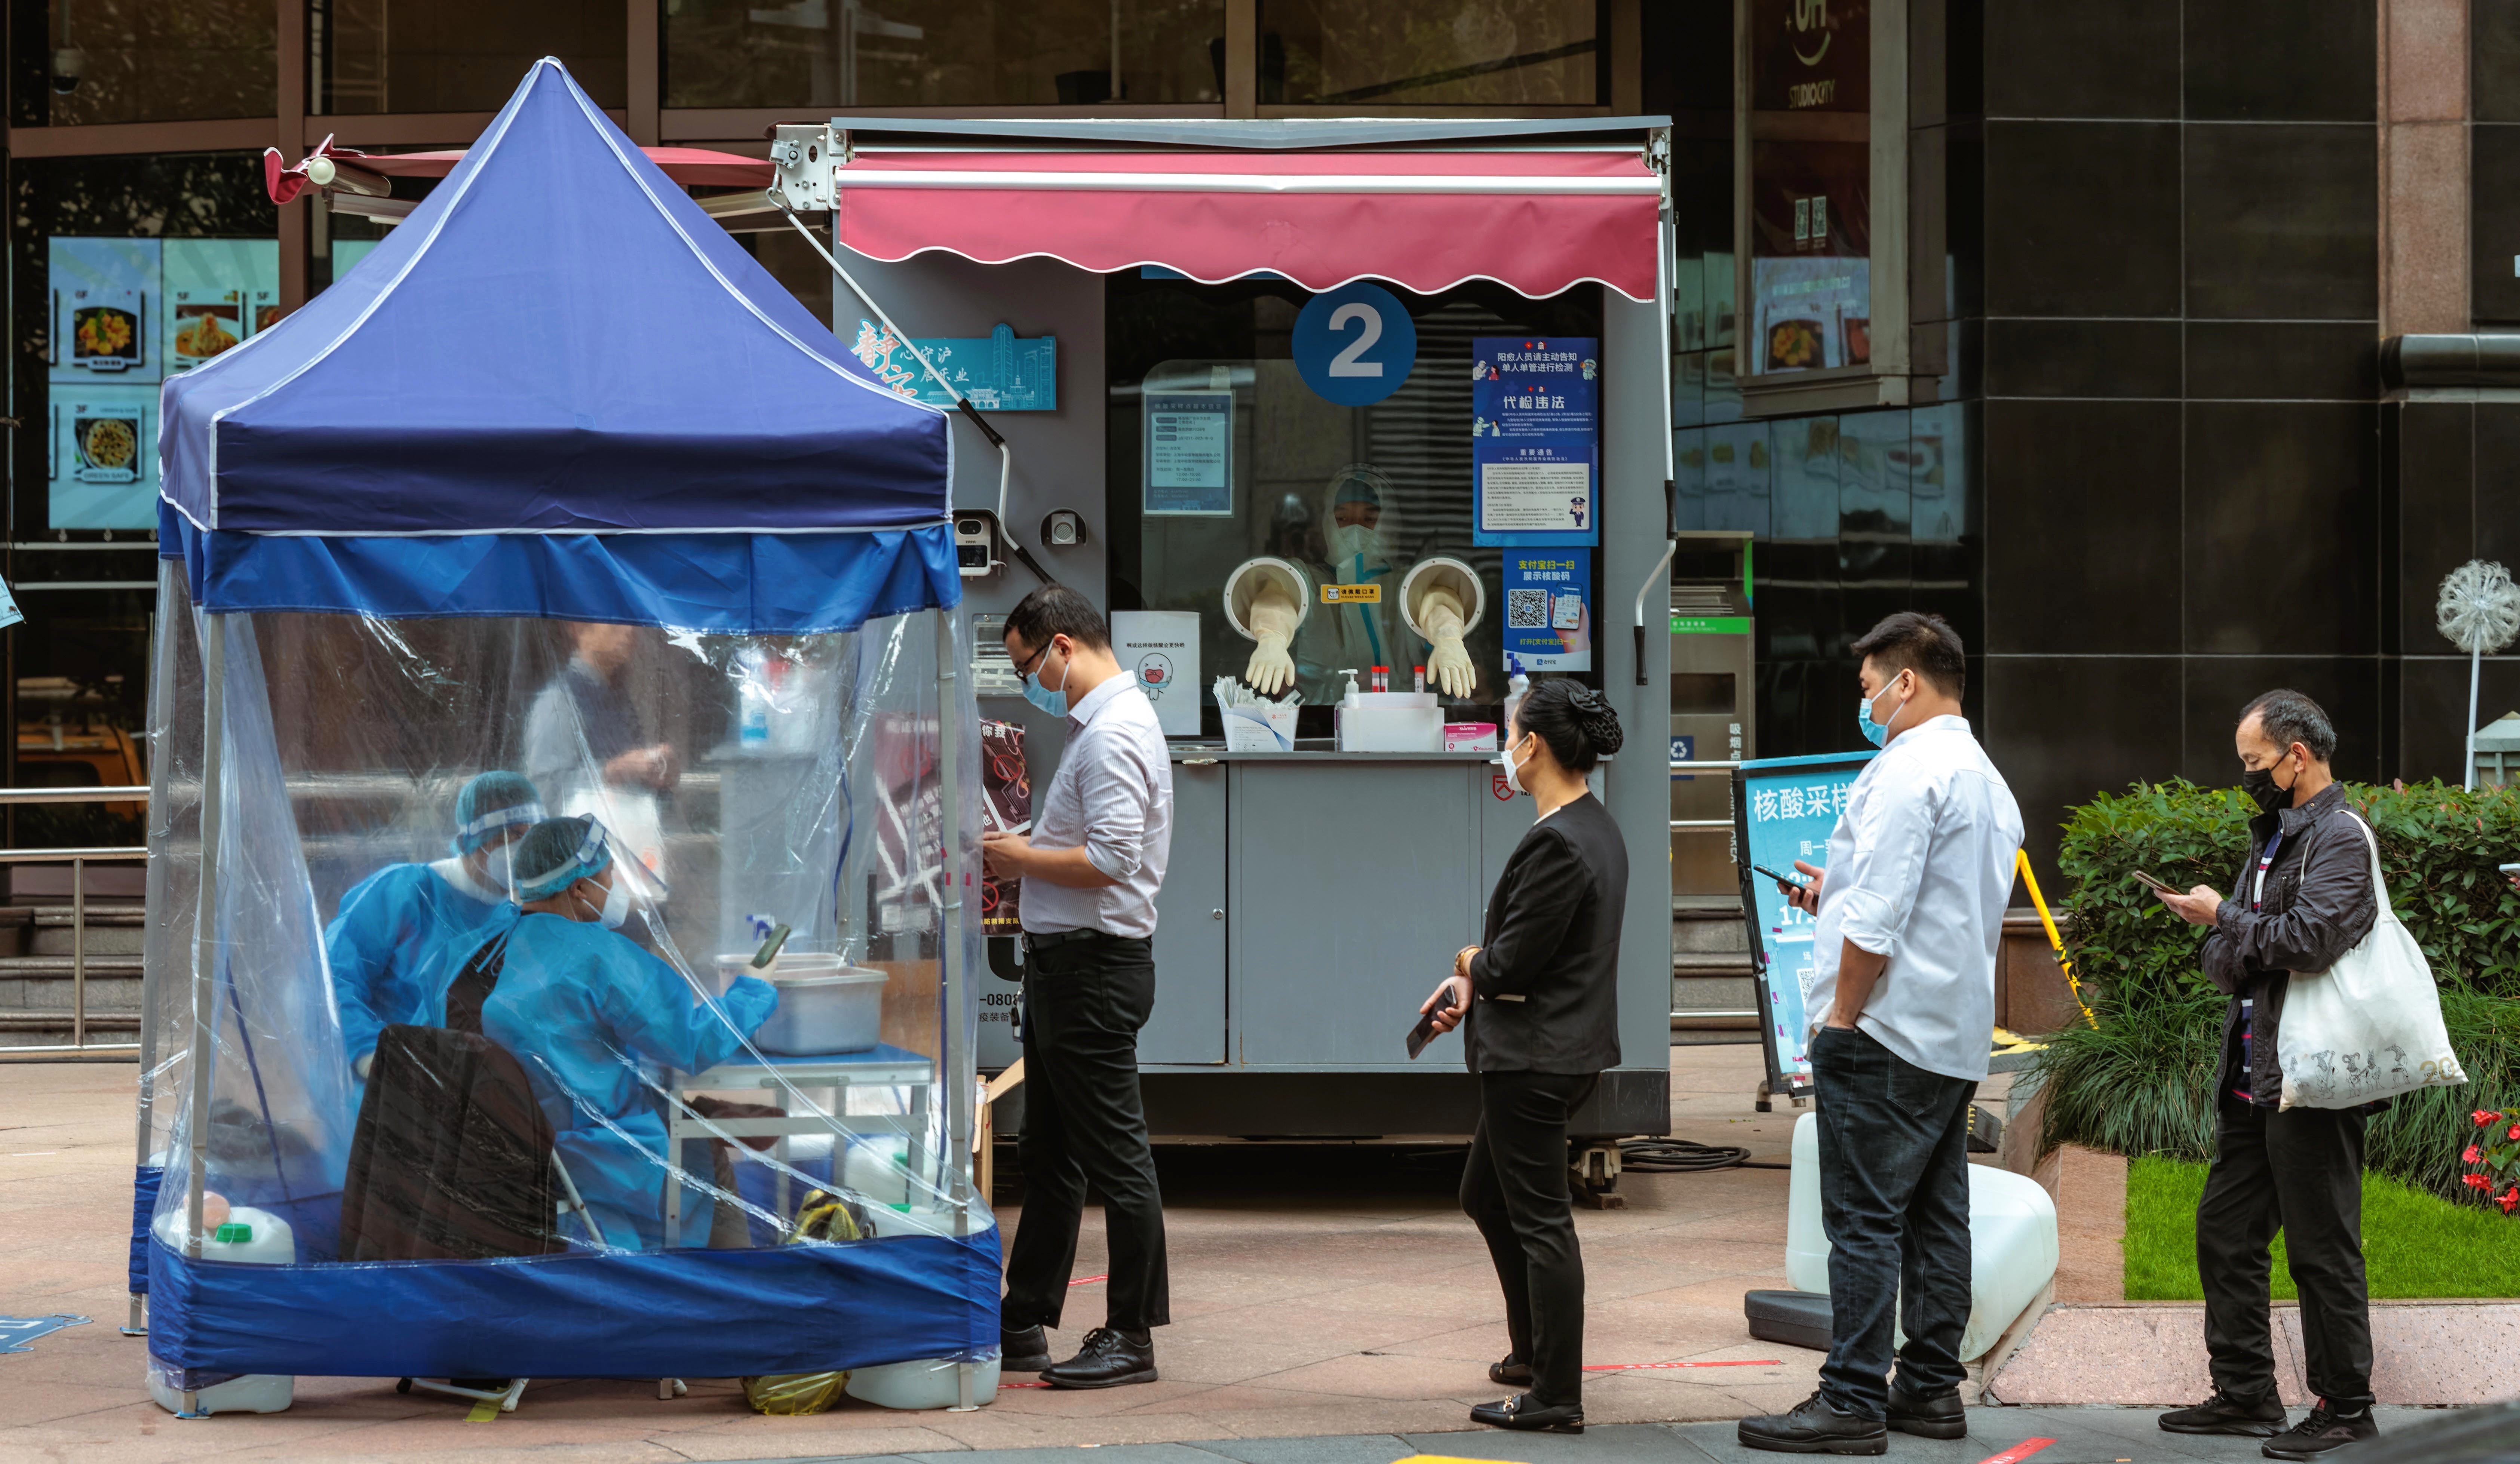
{"left": 2151, "top": 689, "right": 2379, "bottom": 1460}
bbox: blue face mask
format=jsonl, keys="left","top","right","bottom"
{"left": 1023, "top": 643, "right": 1070, "bottom": 717}
{"left": 1856, "top": 678, "right": 1910, "bottom": 749}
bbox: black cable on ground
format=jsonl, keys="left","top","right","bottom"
{"left": 1617, "top": 1137, "right": 1789, "bottom": 1172}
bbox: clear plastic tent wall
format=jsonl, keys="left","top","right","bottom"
{"left": 141, "top": 562, "right": 992, "bottom": 1383}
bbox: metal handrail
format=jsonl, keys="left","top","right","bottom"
{"left": 1669, "top": 819, "right": 1732, "bottom": 830}
{"left": 0, "top": 786, "right": 150, "bottom": 1061}
{"left": 1668, "top": 759, "right": 1741, "bottom": 770}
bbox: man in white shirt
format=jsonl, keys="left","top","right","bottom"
{"left": 1739, "top": 612, "right": 2023, "bottom": 1457}
{"left": 980, "top": 585, "right": 1175, "bottom": 1390}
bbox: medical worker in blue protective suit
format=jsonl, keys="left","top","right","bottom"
{"left": 471, "top": 815, "right": 778, "bottom": 1250}
{"left": 326, "top": 771, "right": 543, "bottom": 1080}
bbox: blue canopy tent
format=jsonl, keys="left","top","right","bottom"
{"left": 135, "top": 59, "right": 994, "bottom": 1413}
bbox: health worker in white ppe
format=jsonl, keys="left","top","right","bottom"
{"left": 449, "top": 814, "right": 777, "bottom": 1250}
{"left": 1236, "top": 467, "right": 1479, "bottom": 702}
{"left": 323, "top": 770, "right": 542, "bottom": 1081}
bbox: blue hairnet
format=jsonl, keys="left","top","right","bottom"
{"left": 510, "top": 815, "right": 612, "bottom": 902}
{"left": 452, "top": 771, "right": 545, "bottom": 855}
{"left": 1332, "top": 473, "right": 1381, "bottom": 509}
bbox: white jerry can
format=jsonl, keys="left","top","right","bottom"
{"left": 145, "top": 1205, "right": 297, "bottom": 1416}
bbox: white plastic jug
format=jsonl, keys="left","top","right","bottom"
{"left": 1782, "top": 1111, "right": 2059, "bottom": 1362}
{"left": 844, "top": 1351, "right": 1002, "bottom": 1409}
{"left": 145, "top": 1204, "right": 296, "bottom": 1415}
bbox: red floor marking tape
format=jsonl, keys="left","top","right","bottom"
{"left": 1068, "top": 1274, "right": 1108, "bottom": 1286}
{"left": 1583, "top": 1350, "right": 1784, "bottom": 1360}
{"left": 1974, "top": 1439, "right": 2056, "bottom": 1464}
{"left": 1002, "top": 1380, "right": 1054, "bottom": 1388}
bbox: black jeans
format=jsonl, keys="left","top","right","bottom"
{"left": 2198, "top": 1097, "right": 2373, "bottom": 1410}
{"left": 1460, "top": 1068, "right": 1597, "bottom": 1407}
{"left": 1001, "top": 933, "right": 1170, "bottom": 1334}
{"left": 1810, "top": 1024, "right": 1976, "bottom": 1420}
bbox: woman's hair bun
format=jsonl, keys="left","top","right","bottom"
{"left": 1565, "top": 686, "right": 1625, "bottom": 757}
{"left": 1516, "top": 679, "right": 1624, "bottom": 773}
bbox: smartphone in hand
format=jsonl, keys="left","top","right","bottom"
{"left": 2129, "top": 870, "right": 2179, "bottom": 895}
{"left": 1407, "top": 987, "right": 1459, "bottom": 1059}
{"left": 1751, "top": 863, "right": 1808, "bottom": 891}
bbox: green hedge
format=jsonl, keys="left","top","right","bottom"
{"left": 2035, "top": 779, "right": 2520, "bottom": 1205}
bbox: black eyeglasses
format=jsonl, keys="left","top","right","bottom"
{"left": 1011, "top": 636, "right": 1058, "bottom": 679}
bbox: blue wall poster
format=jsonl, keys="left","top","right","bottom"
{"left": 848, "top": 320, "right": 1056, "bottom": 410}
{"left": 1735, "top": 750, "right": 1873, "bottom": 1095}
{"left": 1500, "top": 551, "right": 1592, "bottom": 673}
{"left": 1472, "top": 335, "right": 1599, "bottom": 546}
{"left": 1143, "top": 391, "right": 1234, "bottom": 516}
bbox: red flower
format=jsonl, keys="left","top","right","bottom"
{"left": 2477, "top": 1110, "right": 2502, "bottom": 1127}
{"left": 2465, "top": 1174, "right": 2493, "bottom": 1190}
{"left": 2467, "top": 1145, "right": 2485, "bottom": 1164}
{"left": 2505, "top": 1188, "right": 2520, "bottom": 1216}
{"left": 2509, "top": 1123, "right": 2520, "bottom": 1142}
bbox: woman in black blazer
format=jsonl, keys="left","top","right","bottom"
{"left": 1422, "top": 679, "right": 1627, "bottom": 1435}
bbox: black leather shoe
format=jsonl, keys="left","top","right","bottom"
{"left": 999, "top": 1325, "right": 1054, "bottom": 1372}
{"left": 1886, "top": 1381, "right": 1967, "bottom": 1440}
{"left": 1469, "top": 1392, "right": 1582, "bottom": 1433}
{"left": 2261, "top": 1402, "right": 2378, "bottom": 1459}
{"left": 1737, "top": 1391, "right": 1888, "bottom": 1455}
{"left": 1488, "top": 1354, "right": 1532, "bottom": 1386}
{"left": 1041, "top": 1326, "right": 1158, "bottom": 1388}
{"left": 2160, "top": 1388, "right": 2289, "bottom": 1437}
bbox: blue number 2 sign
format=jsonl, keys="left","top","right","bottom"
{"left": 1293, "top": 282, "right": 1418, "bottom": 407}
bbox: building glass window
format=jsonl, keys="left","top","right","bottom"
{"left": 36, "top": 0, "right": 278, "bottom": 124}
{"left": 1257, "top": 0, "right": 1602, "bottom": 106}
{"left": 663, "top": 0, "right": 1226, "bottom": 109}
{"left": 1745, "top": 0, "right": 1868, "bottom": 379}
{"left": 1106, "top": 272, "right": 1601, "bottom": 738}
{"left": 309, "top": 0, "right": 626, "bottom": 114}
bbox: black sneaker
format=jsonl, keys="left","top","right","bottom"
{"left": 1886, "top": 1381, "right": 1967, "bottom": 1440}
{"left": 2262, "top": 1402, "right": 2378, "bottom": 1460}
{"left": 1041, "top": 1326, "right": 1158, "bottom": 1389}
{"left": 999, "top": 1324, "right": 1054, "bottom": 1372}
{"left": 1737, "top": 1390, "right": 1888, "bottom": 1455}
{"left": 2160, "top": 1388, "right": 2289, "bottom": 1437}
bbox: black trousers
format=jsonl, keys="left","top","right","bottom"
{"left": 2197, "top": 1097, "right": 2373, "bottom": 1410}
{"left": 1459, "top": 1068, "right": 1597, "bottom": 1407}
{"left": 1810, "top": 1024, "right": 1977, "bottom": 1420}
{"left": 1001, "top": 933, "right": 1170, "bottom": 1334}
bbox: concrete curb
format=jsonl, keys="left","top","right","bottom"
{"left": 1986, "top": 1299, "right": 2520, "bottom": 1406}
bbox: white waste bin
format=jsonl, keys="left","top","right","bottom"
{"left": 1783, "top": 1110, "right": 2058, "bottom": 1360}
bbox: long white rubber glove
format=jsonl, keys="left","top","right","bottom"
{"left": 1419, "top": 585, "right": 1476, "bottom": 699}
{"left": 1243, "top": 583, "right": 1301, "bottom": 696}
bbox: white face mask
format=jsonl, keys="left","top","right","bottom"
{"left": 1328, "top": 523, "right": 1387, "bottom": 578}
{"left": 582, "top": 874, "right": 630, "bottom": 929}
{"left": 1499, "top": 732, "right": 1536, "bottom": 797}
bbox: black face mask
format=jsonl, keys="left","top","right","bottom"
{"left": 2240, "top": 760, "right": 2291, "bottom": 815}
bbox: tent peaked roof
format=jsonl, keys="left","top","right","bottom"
{"left": 162, "top": 58, "right": 950, "bottom": 538}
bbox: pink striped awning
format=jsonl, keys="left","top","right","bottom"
{"left": 833, "top": 149, "right": 1662, "bottom": 301}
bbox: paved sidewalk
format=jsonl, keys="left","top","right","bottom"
{"left": 700, "top": 1411, "right": 2450, "bottom": 1464}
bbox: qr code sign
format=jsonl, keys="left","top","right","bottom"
{"left": 1507, "top": 589, "right": 1548, "bottom": 628}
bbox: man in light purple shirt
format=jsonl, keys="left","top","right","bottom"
{"left": 981, "top": 585, "right": 1174, "bottom": 1391}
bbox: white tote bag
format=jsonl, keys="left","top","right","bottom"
{"left": 2276, "top": 815, "right": 2468, "bottom": 1110}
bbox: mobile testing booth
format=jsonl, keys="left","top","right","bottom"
{"left": 134, "top": 62, "right": 997, "bottom": 1411}
{"left": 749, "top": 113, "right": 1681, "bottom": 1156}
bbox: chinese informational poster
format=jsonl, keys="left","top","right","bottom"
{"left": 1501, "top": 552, "right": 1593, "bottom": 673}
{"left": 1471, "top": 335, "right": 1598, "bottom": 546}
{"left": 1143, "top": 391, "right": 1234, "bottom": 516}
{"left": 1736, "top": 750, "right": 1873, "bottom": 1094}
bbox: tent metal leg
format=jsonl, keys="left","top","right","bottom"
{"left": 934, "top": 610, "right": 971, "bottom": 1233}
{"left": 124, "top": 1291, "right": 145, "bottom": 1336}
{"left": 952, "top": 1359, "right": 978, "bottom": 1410}
{"left": 183, "top": 618, "right": 227, "bottom": 1263}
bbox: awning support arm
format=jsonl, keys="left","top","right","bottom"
{"left": 1632, "top": 130, "right": 1679, "bottom": 687}
{"left": 775, "top": 204, "right": 1052, "bottom": 585}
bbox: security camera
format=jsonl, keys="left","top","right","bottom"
{"left": 50, "top": 47, "right": 86, "bottom": 95}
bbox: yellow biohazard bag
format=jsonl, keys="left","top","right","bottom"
{"left": 740, "top": 1188, "right": 873, "bottom": 1415}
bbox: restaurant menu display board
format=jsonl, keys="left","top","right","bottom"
{"left": 1471, "top": 335, "right": 1598, "bottom": 547}
{"left": 47, "top": 236, "right": 277, "bottom": 529}
{"left": 1735, "top": 749, "right": 1873, "bottom": 1097}
{"left": 1501, "top": 552, "right": 1592, "bottom": 673}
{"left": 1748, "top": 0, "right": 1871, "bottom": 379}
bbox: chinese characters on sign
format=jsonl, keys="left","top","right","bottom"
{"left": 1143, "top": 391, "right": 1234, "bottom": 516}
{"left": 1737, "top": 751, "right": 1873, "bottom": 1092}
{"left": 1501, "top": 554, "right": 1592, "bottom": 673}
{"left": 1472, "top": 335, "right": 1599, "bottom": 546}
{"left": 848, "top": 320, "right": 1058, "bottom": 410}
